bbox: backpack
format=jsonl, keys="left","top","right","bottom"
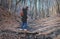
{"left": 20, "top": 11, "right": 24, "bottom": 16}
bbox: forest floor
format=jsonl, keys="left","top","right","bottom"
{"left": 0, "top": 6, "right": 21, "bottom": 31}
{"left": 0, "top": 7, "right": 60, "bottom": 39}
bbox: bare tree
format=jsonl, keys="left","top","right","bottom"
{"left": 56, "top": 0, "right": 60, "bottom": 13}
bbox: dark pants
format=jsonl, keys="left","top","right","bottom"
{"left": 21, "top": 21, "right": 27, "bottom": 29}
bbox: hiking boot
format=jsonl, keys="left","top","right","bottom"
{"left": 19, "top": 29, "right": 23, "bottom": 30}
{"left": 24, "top": 29, "right": 28, "bottom": 31}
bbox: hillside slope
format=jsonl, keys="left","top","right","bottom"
{"left": 0, "top": 7, "right": 21, "bottom": 31}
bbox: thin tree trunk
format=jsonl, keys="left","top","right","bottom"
{"left": 8, "top": 0, "right": 11, "bottom": 12}
{"left": 56, "top": 0, "right": 60, "bottom": 13}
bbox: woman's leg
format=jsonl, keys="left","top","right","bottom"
{"left": 23, "top": 22, "right": 27, "bottom": 29}
{"left": 21, "top": 22, "right": 24, "bottom": 29}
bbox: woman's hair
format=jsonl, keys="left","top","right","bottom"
{"left": 22, "top": 8, "right": 25, "bottom": 11}
{"left": 26, "top": 6, "right": 28, "bottom": 8}
{"left": 22, "top": 6, "right": 28, "bottom": 11}
{"left": 26, "top": 6, "right": 28, "bottom": 10}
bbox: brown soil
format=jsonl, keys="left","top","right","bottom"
{"left": 0, "top": 7, "right": 21, "bottom": 31}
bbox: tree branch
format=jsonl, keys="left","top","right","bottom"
{"left": 16, "top": 0, "right": 21, "bottom": 5}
